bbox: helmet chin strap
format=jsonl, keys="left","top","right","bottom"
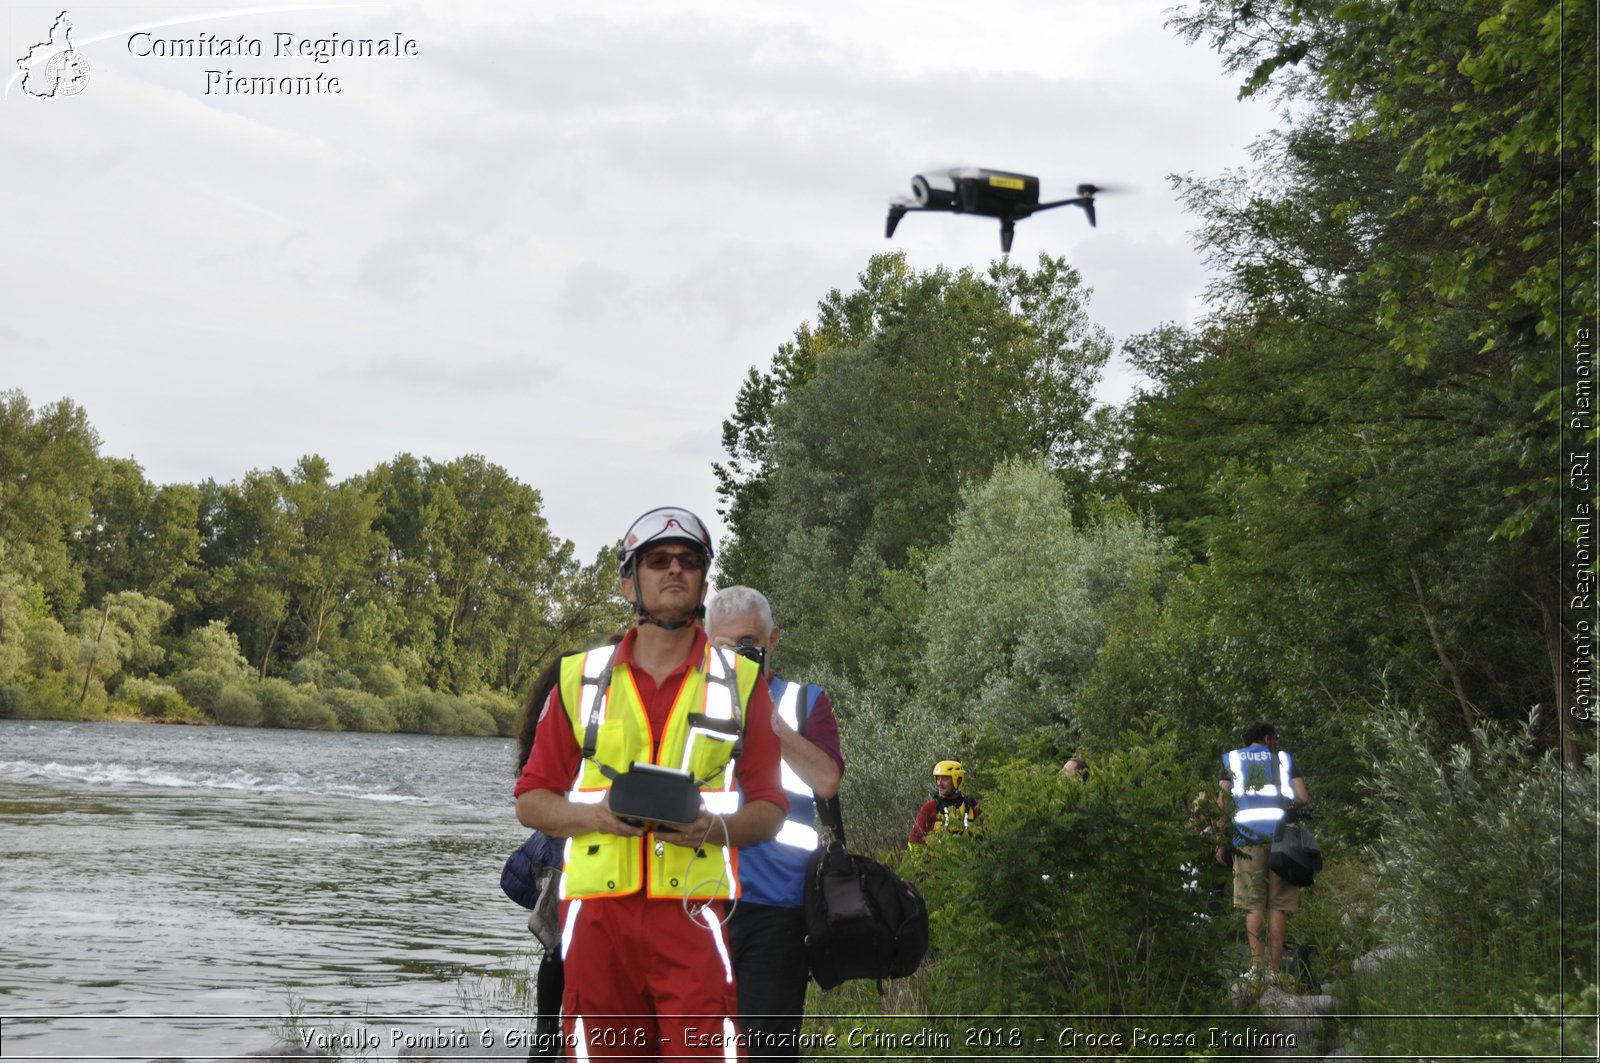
{"left": 636, "top": 603, "right": 704, "bottom": 631}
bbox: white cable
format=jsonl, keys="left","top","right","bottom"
{"left": 682, "top": 813, "right": 736, "bottom": 927}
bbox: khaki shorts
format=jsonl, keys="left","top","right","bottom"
{"left": 1231, "top": 843, "right": 1301, "bottom": 912}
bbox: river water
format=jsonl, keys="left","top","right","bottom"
{"left": 0, "top": 719, "right": 543, "bottom": 1062}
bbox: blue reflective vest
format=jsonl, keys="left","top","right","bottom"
{"left": 1224, "top": 743, "right": 1296, "bottom": 845}
{"left": 736, "top": 677, "right": 823, "bottom": 908}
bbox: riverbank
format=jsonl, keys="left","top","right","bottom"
{"left": 0, "top": 672, "right": 523, "bottom": 738}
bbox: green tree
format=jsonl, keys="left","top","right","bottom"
{"left": 1166, "top": 0, "right": 1594, "bottom": 762}
{"left": 192, "top": 457, "right": 385, "bottom": 678}
{"left": 0, "top": 568, "right": 49, "bottom": 679}
{"left": 717, "top": 253, "right": 1113, "bottom": 682}
{"left": 1103, "top": 24, "right": 1561, "bottom": 764}
{"left": 74, "top": 591, "right": 174, "bottom": 704}
{"left": 918, "top": 458, "right": 1171, "bottom": 752}
{"left": 0, "top": 392, "right": 101, "bottom": 613}
{"left": 367, "top": 454, "right": 614, "bottom": 693}
{"left": 715, "top": 253, "right": 920, "bottom": 592}
{"left": 76, "top": 457, "right": 202, "bottom": 604}
{"left": 1171, "top": 0, "right": 1594, "bottom": 460}
{"left": 196, "top": 472, "right": 296, "bottom": 678}
{"left": 491, "top": 545, "right": 631, "bottom": 692}
{"left": 275, "top": 455, "right": 385, "bottom": 658}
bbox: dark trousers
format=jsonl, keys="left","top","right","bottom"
{"left": 729, "top": 902, "right": 809, "bottom": 1063}
{"left": 529, "top": 952, "right": 564, "bottom": 1062}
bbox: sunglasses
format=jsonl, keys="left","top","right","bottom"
{"left": 639, "top": 548, "right": 707, "bottom": 572}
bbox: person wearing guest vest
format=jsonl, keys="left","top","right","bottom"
{"left": 1216, "top": 720, "right": 1310, "bottom": 976}
{"left": 515, "top": 507, "right": 788, "bottom": 1061}
{"left": 707, "top": 587, "right": 844, "bottom": 1063}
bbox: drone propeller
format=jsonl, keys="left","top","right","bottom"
{"left": 1034, "top": 182, "right": 1122, "bottom": 229}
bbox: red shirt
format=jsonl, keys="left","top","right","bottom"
{"left": 515, "top": 626, "right": 788, "bottom": 815}
{"left": 909, "top": 794, "right": 980, "bottom": 844}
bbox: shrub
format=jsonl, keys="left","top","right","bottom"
{"left": 75, "top": 676, "right": 109, "bottom": 714}
{"left": 18, "top": 672, "right": 88, "bottom": 719}
{"left": 451, "top": 698, "right": 498, "bottom": 736}
{"left": 115, "top": 677, "right": 202, "bottom": 722}
{"left": 172, "top": 669, "right": 226, "bottom": 714}
{"left": 255, "top": 678, "right": 301, "bottom": 728}
{"left": 900, "top": 726, "right": 1233, "bottom": 1021}
{"left": 398, "top": 690, "right": 457, "bottom": 735}
{"left": 258, "top": 679, "right": 336, "bottom": 730}
{"left": 0, "top": 630, "right": 24, "bottom": 679}
{"left": 174, "top": 619, "right": 251, "bottom": 678}
{"left": 326, "top": 668, "right": 362, "bottom": 691}
{"left": 833, "top": 673, "right": 948, "bottom": 854}
{"left": 0, "top": 680, "right": 30, "bottom": 717}
{"left": 1358, "top": 706, "right": 1595, "bottom": 981}
{"left": 324, "top": 688, "right": 397, "bottom": 733}
{"left": 466, "top": 691, "right": 518, "bottom": 736}
{"left": 288, "top": 654, "right": 330, "bottom": 689}
{"left": 213, "top": 684, "right": 262, "bottom": 727}
{"left": 1282, "top": 855, "right": 1381, "bottom": 988}
{"left": 1492, "top": 983, "right": 1600, "bottom": 1059}
{"left": 297, "top": 690, "right": 338, "bottom": 731}
{"left": 356, "top": 661, "right": 406, "bottom": 699}
{"left": 24, "top": 617, "right": 74, "bottom": 675}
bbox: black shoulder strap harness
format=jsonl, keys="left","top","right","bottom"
{"left": 578, "top": 643, "right": 747, "bottom": 785}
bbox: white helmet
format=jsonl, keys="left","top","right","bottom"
{"left": 617, "top": 506, "right": 714, "bottom": 578}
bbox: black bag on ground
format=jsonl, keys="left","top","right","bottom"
{"left": 1280, "top": 940, "right": 1315, "bottom": 989}
{"left": 802, "top": 795, "right": 929, "bottom": 990}
{"left": 1268, "top": 815, "right": 1322, "bottom": 887}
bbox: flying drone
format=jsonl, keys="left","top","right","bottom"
{"left": 885, "top": 167, "right": 1107, "bottom": 252}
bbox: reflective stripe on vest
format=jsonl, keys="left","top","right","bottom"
{"left": 769, "top": 680, "right": 819, "bottom": 851}
{"left": 936, "top": 799, "right": 976, "bottom": 834}
{"left": 557, "top": 642, "right": 757, "bottom": 901}
{"left": 1227, "top": 747, "right": 1292, "bottom": 837}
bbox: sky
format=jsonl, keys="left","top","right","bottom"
{"left": 2, "top": 0, "right": 1276, "bottom": 565}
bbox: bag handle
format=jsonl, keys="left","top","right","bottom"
{"left": 815, "top": 793, "right": 847, "bottom": 849}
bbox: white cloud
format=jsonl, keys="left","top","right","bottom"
{"left": 1, "top": 0, "right": 1274, "bottom": 560}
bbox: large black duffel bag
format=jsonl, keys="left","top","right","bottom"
{"left": 802, "top": 796, "right": 929, "bottom": 990}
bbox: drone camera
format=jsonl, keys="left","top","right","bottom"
{"left": 910, "top": 173, "right": 955, "bottom": 209}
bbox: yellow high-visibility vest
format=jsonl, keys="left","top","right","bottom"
{"left": 557, "top": 641, "right": 760, "bottom": 900}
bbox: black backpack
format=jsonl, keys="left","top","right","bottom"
{"left": 1268, "top": 814, "right": 1323, "bottom": 887}
{"left": 803, "top": 795, "right": 929, "bottom": 990}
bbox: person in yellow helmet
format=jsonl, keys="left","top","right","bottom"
{"left": 908, "top": 759, "right": 981, "bottom": 844}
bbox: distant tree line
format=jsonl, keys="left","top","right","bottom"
{"left": 0, "top": 390, "right": 630, "bottom": 735}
